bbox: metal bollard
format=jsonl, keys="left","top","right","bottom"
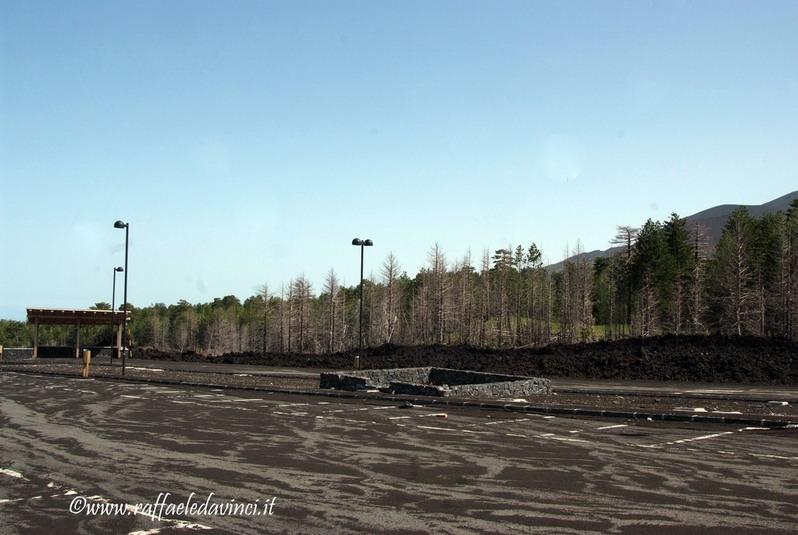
{"left": 82, "top": 349, "right": 92, "bottom": 378}
{"left": 353, "top": 355, "right": 360, "bottom": 370}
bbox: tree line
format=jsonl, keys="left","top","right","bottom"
{"left": 2, "top": 201, "right": 796, "bottom": 354}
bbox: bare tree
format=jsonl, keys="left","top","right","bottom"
{"left": 710, "top": 209, "right": 756, "bottom": 335}
{"left": 610, "top": 225, "right": 639, "bottom": 335}
{"left": 480, "top": 249, "right": 490, "bottom": 346}
{"left": 558, "top": 243, "right": 594, "bottom": 343}
{"left": 428, "top": 244, "right": 447, "bottom": 344}
{"left": 292, "top": 276, "right": 312, "bottom": 352}
{"left": 492, "top": 248, "right": 513, "bottom": 345}
{"left": 689, "top": 223, "right": 710, "bottom": 333}
{"left": 381, "top": 253, "right": 401, "bottom": 343}
{"left": 323, "top": 270, "right": 339, "bottom": 354}
{"left": 257, "top": 284, "right": 271, "bottom": 353}
{"left": 458, "top": 250, "right": 474, "bottom": 344}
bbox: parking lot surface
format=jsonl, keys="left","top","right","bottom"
{"left": 1, "top": 372, "right": 797, "bottom": 534}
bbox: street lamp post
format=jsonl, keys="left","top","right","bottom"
{"left": 351, "top": 238, "right": 373, "bottom": 368}
{"left": 114, "top": 220, "right": 129, "bottom": 376}
{"left": 111, "top": 266, "right": 123, "bottom": 366}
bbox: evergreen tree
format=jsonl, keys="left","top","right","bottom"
{"left": 663, "top": 214, "right": 695, "bottom": 333}
{"left": 707, "top": 208, "right": 757, "bottom": 335}
{"left": 630, "top": 220, "right": 675, "bottom": 336}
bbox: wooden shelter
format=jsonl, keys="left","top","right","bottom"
{"left": 26, "top": 308, "right": 130, "bottom": 359}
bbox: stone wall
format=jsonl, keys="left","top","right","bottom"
{"left": 388, "top": 382, "right": 448, "bottom": 397}
{"left": 447, "top": 378, "right": 550, "bottom": 398}
{"left": 320, "top": 367, "right": 432, "bottom": 390}
{"left": 428, "top": 368, "right": 530, "bottom": 386}
{"left": 1, "top": 348, "right": 33, "bottom": 360}
{"left": 319, "top": 373, "right": 368, "bottom": 390}
{"left": 0, "top": 347, "right": 119, "bottom": 361}
{"left": 319, "top": 366, "right": 550, "bottom": 399}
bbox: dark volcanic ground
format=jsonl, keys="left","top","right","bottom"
{"left": 1, "top": 372, "right": 797, "bottom": 534}
{"left": 134, "top": 335, "right": 798, "bottom": 385}
{"left": 3, "top": 362, "right": 796, "bottom": 420}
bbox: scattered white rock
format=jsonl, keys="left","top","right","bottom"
{"left": 0, "top": 468, "right": 25, "bottom": 479}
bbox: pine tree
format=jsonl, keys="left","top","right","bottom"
{"left": 707, "top": 208, "right": 757, "bottom": 335}
{"left": 630, "top": 220, "right": 675, "bottom": 336}
{"left": 663, "top": 214, "right": 695, "bottom": 334}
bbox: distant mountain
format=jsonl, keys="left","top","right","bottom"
{"left": 547, "top": 190, "right": 798, "bottom": 272}
{"left": 683, "top": 190, "right": 798, "bottom": 246}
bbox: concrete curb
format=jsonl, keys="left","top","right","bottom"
{"left": 0, "top": 361, "right": 314, "bottom": 380}
{"left": 555, "top": 387, "right": 798, "bottom": 404}
{"left": 5, "top": 368, "right": 796, "bottom": 429}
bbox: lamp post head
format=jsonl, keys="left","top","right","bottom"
{"left": 352, "top": 238, "right": 362, "bottom": 246}
{"left": 364, "top": 239, "right": 373, "bottom": 246}
{"left": 114, "top": 220, "right": 128, "bottom": 229}
{"left": 115, "top": 267, "right": 124, "bottom": 272}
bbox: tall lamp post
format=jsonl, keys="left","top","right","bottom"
{"left": 351, "top": 238, "right": 373, "bottom": 369}
{"left": 111, "top": 266, "right": 123, "bottom": 365}
{"left": 114, "top": 220, "right": 129, "bottom": 376}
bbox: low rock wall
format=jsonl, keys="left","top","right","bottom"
{"left": 320, "top": 366, "right": 551, "bottom": 398}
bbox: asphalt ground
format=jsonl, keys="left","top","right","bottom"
{"left": 7, "top": 358, "right": 798, "bottom": 400}
{"left": 1, "top": 372, "right": 797, "bottom": 534}
{"left": 3, "top": 359, "right": 796, "bottom": 420}
{"left": 1, "top": 358, "right": 321, "bottom": 378}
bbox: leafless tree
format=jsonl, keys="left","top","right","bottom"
{"left": 381, "top": 253, "right": 401, "bottom": 343}
{"left": 292, "top": 276, "right": 312, "bottom": 352}
{"left": 322, "top": 270, "right": 339, "bottom": 354}
{"left": 610, "top": 225, "right": 639, "bottom": 335}
{"left": 428, "top": 244, "right": 447, "bottom": 344}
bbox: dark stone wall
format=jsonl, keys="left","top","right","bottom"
{"left": 447, "top": 378, "right": 550, "bottom": 398}
{"left": 1, "top": 348, "right": 34, "bottom": 360}
{"left": 429, "top": 368, "right": 527, "bottom": 386}
{"left": 319, "top": 373, "right": 368, "bottom": 390}
{"left": 320, "top": 367, "right": 551, "bottom": 398}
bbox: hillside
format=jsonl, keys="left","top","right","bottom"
{"left": 548, "top": 190, "right": 798, "bottom": 271}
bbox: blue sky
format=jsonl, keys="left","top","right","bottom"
{"left": 1, "top": 0, "right": 797, "bottom": 320}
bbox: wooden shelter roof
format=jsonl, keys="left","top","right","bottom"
{"left": 26, "top": 308, "right": 130, "bottom": 326}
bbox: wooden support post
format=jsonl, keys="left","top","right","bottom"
{"left": 75, "top": 320, "right": 81, "bottom": 359}
{"left": 33, "top": 321, "right": 39, "bottom": 359}
{"left": 82, "top": 349, "right": 91, "bottom": 378}
{"left": 115, "top": 322, "right": 123, "bottom": 362}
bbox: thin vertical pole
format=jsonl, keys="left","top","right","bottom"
{"left": 359, "top": 243, "right": 364, "bottom": 356}
{"left": 111, "top": 269, "right": 116, "bottom": 366}
{"left": 122, "top": 225, "right": 129, "bottom": 376}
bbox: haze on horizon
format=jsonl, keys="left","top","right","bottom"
{"left": 1, "top": 1, "right": 797, "bottom": 320}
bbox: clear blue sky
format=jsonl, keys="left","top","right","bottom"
{"left": 1, "top": 0, "right": 796, "bottom": 320}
